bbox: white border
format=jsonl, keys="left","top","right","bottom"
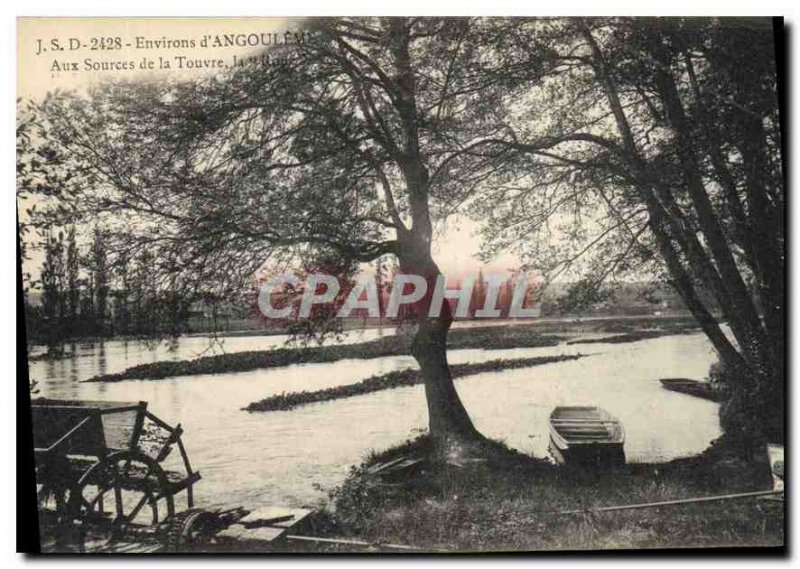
{"left": 3, "top": 2, "right": 796, "bottom": 568}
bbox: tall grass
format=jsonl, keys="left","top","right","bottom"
{"left": 319, "top": 435, "right": 783, "bottom": 552}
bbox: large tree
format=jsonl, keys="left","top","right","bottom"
{"left": 472, "top": 17, "right": 784, "bottom": 444}
{"left": 39, "top": 18, "right": 548, "bottom": 456}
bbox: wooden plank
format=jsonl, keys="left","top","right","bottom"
{"left": 556, "top": 431, "right": 612, "bottom": 436}
{"left": 158, "top": 471, "right": 202, "bottom": 497}
{"left": 365, "top": 456, "right": 407, "bottom": 475}
{"left": 215, "top": 524, "right": 248, "bottom": 542}
{"left": 366, "top": 455, "right": 425, "bottom": 482}
{"left": 33, "top": 399, "right": 141, "bottom": 411}
{"left": 155, "top": 425, "right": 184, "bottom": 462}
{"left": 129, "top": 402, "right": 148, "bottom": 449}
{"left": 36, "top": 416, "right": 94, "bottom": 453}
{"left": 269, "top": 509, "right": 313, "bottom": 529}
{"left": 551, "top": 419, "right": 619, "bottom": 424}
{"left": 216, "top": 524, "right": 286, "bottom": 545}
{"left": 236, "top": 527, "right": 287, "bottom": 544}
{"left": 393, "top": 458, "right": 424, "bottom": 469}
{"left": 129, "top": 544, "right": 164, "bottom": 554}
{"left": 767, "top": 444, "right": 784, "bottom": 492}
{"left": 115, "top": 543, "right": 146, "bottom": 553}
{"left": 98, "top": 541, "right": 164, "bottom": 554}
{"left": 556, "top": 432, "right": 611, "bottom": 436}
{"left": 100, "top": 410, "right": 138, "bottom": 450}
{"left": 239, "top": 506, "right": 313, "bottom": 529}
{"left": 98, "top": 542, "right": 141, "bottom": 553}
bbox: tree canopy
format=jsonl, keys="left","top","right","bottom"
{"left": 471, "top": 18, "right": 784, "bottom": 442}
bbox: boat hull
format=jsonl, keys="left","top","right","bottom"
{"left": 660, "top": 378, "right": 720, "bottom": 402}
{"left": 548, "top": 438, "right": 626, "bottom": 468}
{"left": 548, "top": 406, "right": 625, "bottom": 468}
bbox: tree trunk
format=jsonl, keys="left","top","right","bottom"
{"left": 651, "top": 63, "right": 772, "bottom": 371}
{"left": 386, "top": 19, "right": 486, "bottom": 456}
{"left": 397, "top": 242, "right": 485, "bottom": 455}
{"left": 580, "top": 21, "right": 784, "bottom": 444}
{"left": 649, "top": 213, "right": 746, "bottom": 372}
{"left": 685, "top": 55, "right": 785, "bottom": 444}
{"left": 411, "top": 311, "right": 483, "bottom": 443}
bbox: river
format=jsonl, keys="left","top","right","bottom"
{"left": 26, "top": 329, "right": 722, "bottom": 511}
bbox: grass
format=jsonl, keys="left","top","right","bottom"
{"left": 314, "top": 435, "right": 783, "bottom": 552}
{"left": 244, "top": 354, "right": 585, "bottom": 412}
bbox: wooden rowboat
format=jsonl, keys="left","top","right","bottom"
{"left": 548, "top": 406, "right": 625, "bottom": 467}
{"left": 659, "top": 378, "right": 721, "bottom": 402}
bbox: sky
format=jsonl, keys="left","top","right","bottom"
{"left": 18, "top": 17, "right": 522, "bottom": 282}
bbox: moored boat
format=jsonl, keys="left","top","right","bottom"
{"left": 659, "top": 378, "right": 721, "bottom": 402}
{"left": 548, "top": 406, "right": 625, "bottom": 467}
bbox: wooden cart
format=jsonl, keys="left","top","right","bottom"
{"left": 32, "top": 398, "right": 201, "bottom": 552}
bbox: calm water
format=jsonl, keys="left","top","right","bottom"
{"left": 27, "top": 330, "right": 722, "bottom": 510}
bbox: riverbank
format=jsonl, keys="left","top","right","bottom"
{"left": 85, "top": 316, "right": 699, "bottom": 383}
{"left": 317, "top": 436, "right": 783, "bottom": 552}
{"left": 244, "top": 354, "right": 585, "bottom": 412}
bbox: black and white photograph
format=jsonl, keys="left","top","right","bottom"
{"left": 14, "top": 14, "right": 785, "bottom": 554}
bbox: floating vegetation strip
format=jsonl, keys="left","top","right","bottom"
{"left": 244, "top": 354, "right": 585, "bottom": 413}
{"left": 564, "top": 329, "right": 697, "bottom": 345}
{"left": 85, "top": 326, "right": 565, "bottom": 383}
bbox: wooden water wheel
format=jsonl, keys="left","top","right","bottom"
{"left": 64, "top": 449, "right": 175, "bottom": 551}
{"left": 33, "top": 400, "right": 201, "bottom": 553}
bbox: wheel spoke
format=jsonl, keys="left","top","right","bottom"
{"left": 121, "top": 455, "right": 134, "bottom": 480}
{"left": 127, "top": 492, "right": 152, "bottom": 524}
{"left": 113, "top": 479, "right": 123, "bottom": 521}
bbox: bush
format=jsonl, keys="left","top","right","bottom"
{"left": 714, "top": 359, "right": 783, "bottom": 448}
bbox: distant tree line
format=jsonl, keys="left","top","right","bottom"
{"left": 25, "top": 226, "right": 192, "bottom": 350}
